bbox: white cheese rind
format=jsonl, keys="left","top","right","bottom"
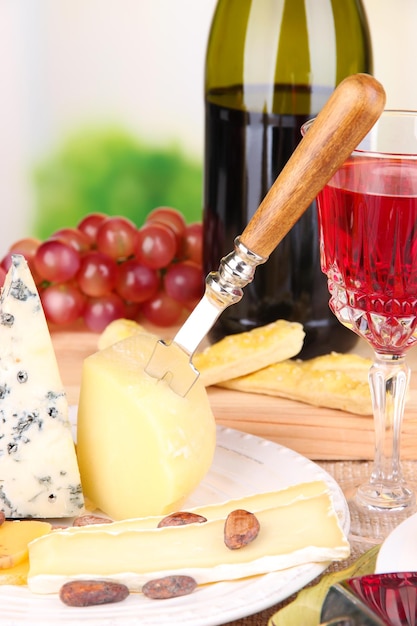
{"left": 61, "top": 480, "right": 331, "bottom": 533}
{"left": 0, "top": 255, "right": 84, "bottom": 518}
{"left": 27, "top": 490, "right": 350, "bottom": 593}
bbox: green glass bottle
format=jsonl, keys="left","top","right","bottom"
{"left": 203, "top": 0, "right": 373, "bottom": 357}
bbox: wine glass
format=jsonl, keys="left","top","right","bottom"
{"left": 303, "top": 111, "right": 417, "bottom": 540}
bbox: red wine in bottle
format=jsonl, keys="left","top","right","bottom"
{"left": 203, "top": 0, "right": 373, "bottom": 358}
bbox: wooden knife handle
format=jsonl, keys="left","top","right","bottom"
{"left": 239, "top": 73, "right": 386, "bottom": 259}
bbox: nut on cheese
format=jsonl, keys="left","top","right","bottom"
{"left": 27, "top": 483, "right": 349, "bottom": 594}
{"left": 61, "top": 479, "right": 331, "bottom": 532}
{"left": 76, "top": 332, "right": 216, "bottom": 520}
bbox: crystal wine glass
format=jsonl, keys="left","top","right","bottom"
{"left": 303, "top": 111, "right": 417, "bottom": 540}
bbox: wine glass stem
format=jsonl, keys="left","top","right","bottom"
{"left": 368, "top": 352, "right": 410, "bottom": 493}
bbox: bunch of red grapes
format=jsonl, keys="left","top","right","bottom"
{"left": 0, "top": 208, "right": 204, "bottom": 332}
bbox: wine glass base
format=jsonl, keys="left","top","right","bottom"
{"left": 356, "top": 482, "right": 415, "bottom": 511}
{"left": 343, "top": 480, "right": 417, "bottom": 545}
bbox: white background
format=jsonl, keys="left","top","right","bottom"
{"left": 0, "top": 0, "right": 416, "bottom": 256}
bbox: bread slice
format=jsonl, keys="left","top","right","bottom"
{"left": 193, "top": 320, "right": 305, "bottom": 387}
{"left": 218, "top": 352, "right": 373, "bottom": 415}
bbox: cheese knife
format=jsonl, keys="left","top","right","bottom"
{"left": 145, "top": 73, "right": 386, "bottom": 396}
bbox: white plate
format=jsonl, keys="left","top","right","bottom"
{"left": 376, "top": 511, "right": 417, "bottom": 574}
{"left": 0, "top": 425, "right": 349, "bottom": 626}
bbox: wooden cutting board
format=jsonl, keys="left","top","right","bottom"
{"left": 51, "top": 326, "right": 417, "bottom": 462}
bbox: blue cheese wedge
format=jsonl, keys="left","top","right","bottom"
{"left": 0, "top": 255, "right": 84, "bottom": 518}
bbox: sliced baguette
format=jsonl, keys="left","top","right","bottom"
{"left": 218, "top": 352, "right": 373, "bottom": 415}
{"left": 193, "top": 320, "right": 305, "bottom": 387}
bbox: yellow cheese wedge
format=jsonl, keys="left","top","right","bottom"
{"left": 76, "top": 332, "right": 217, "bottom": 520}
{"left": 193, "top": 320, "right": 305, "bottom": 387}
{"left": 0, "top": 520, "right": 52, "bottom": 569}
{"left": 0, "top": 560, "right": 30, "bottom": 585}
{"left": 97, "top": 318, "right": 146, "bottom": 350}
{"left": 220, "top": 352, "right": 373, "bottom": 415}
{"left": 27, "top": 489, "right": 349, "bottom": 594}
{"left": 62, "top": 480, "right": 331, "bottom": 533}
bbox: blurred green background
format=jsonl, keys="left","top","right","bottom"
{"left": 33, "top": 127, "right": 203, "bottom": 239}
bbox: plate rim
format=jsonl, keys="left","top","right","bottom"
{"left": 0, "top": 418, "right": 350, "bottom": 626}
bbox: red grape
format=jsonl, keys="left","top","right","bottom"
{"left": 83, "top": 293, "right": 126, "bottom": 332}
{"left": 77, "top": 251, "right": 117, "bottom": 297}
{"left": 2, "top": 237, "right": 41, "bottom": 279}
{"left": 49, "top": 227, "right": 91, "bottom": 253}
{"left": 34, "top": 240, "right": 81, "bottom": 282}
{"left": 4, "top": 208, "right": 204, "bottom": 332}
{"left": 115, "top": 259, "right": 159, "bottom": 303}
{"left": 77, "top": 213, "right": 107, "bottom": 245}
{"left": 123, "top": 300, "right": 141, "bottom": 320}
{"left": 146, "top": 206, "right": 186, "bottom": 256}
{"left": 0, "top": 266, "right": 6, "bottom": 287}
{"left": 135, "top": 222, "right": 177, "bottom": 269}
{"left": 183, "top": 223, "right": 203, "bottom": 265}
{"left": 164, "top": 261, "right": 204, "bottom": 304}
{"left": 41, "top": 283, "right": 85, "bottom": 325}
{"left": 141, "top": 290, "right": 184, "bottom": 326}
{"left": 96, "top": 216, "right": 137, "bottom": 260}
{"left": 8, "top": 237, "right": 41, "bottom": 262}
{"left": 183, "top": 297, "right": 201, "bottom": 312}
{"left": 0, "top": 254, "right": 13, "bottom": 272}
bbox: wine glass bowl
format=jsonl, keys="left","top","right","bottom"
{"left": 321, "top": 150, "right": 417, "bottom": 356}
{"left": 303, "top": 111, "right": 417, "bottom": 531}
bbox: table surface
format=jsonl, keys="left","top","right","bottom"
{"left": 50, "top": 324, "right": 417, "bottom": 625}
{"left": 51, "top": 325, "right": 417, "bottom": 462}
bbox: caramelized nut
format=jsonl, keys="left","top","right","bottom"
{"left": 157, "top": 511, "right": 207, "bottom": 528}
{"left": 224, "top": 509, "right": 260, "bottom": 550}
{"left": 59, "top": 580, "right": 129, "bottom": 606}
{"left": 142, "top": 575, "right": 197, "bottom": 599}
{"left": 72, "top": 514, "right": 113, "bottom": 527}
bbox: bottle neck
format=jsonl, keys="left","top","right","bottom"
{"left": 205, "top": 0, "right": 372, "bottom": 115}
{"left": 206, "top": 83, "right": 332, "bottom": 117}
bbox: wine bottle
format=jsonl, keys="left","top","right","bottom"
{"left": 203, "top": 0, "right": 373, "bottom": 358}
